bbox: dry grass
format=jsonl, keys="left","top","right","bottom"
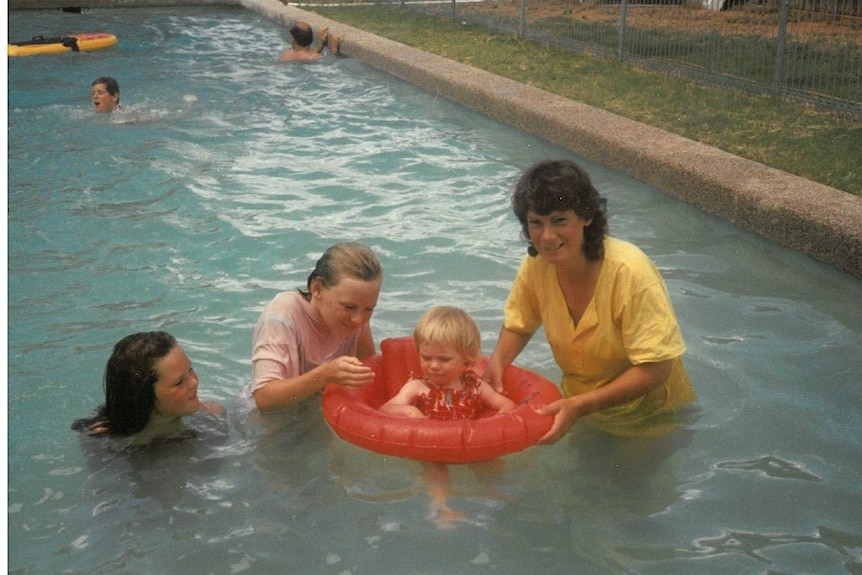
{"left": 472, "top": 1, "right": 862, "bottom": 44}
{"left": 314, "top": 4, "right": 862, "bottom": 193}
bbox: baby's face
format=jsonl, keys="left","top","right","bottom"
{"left": 418, "top": 342, "right": 470, "bottom": 388}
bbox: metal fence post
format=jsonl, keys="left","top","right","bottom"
{"left": 773, "top": 0, "right": 789, "bottom": 96}
{"left": 397, "top": 0, "right": 858, "bottom": 116}
{"left": 518, "top": 0, "right": 526, "bottom": 39}
{"left": 618, "top": 0, "right": 629, "bottom": 61}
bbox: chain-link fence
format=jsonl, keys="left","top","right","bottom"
{"left": 365, "top": 0, "right": 860, "bottom": 118}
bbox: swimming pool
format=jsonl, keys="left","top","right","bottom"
{"left": 7, "top": 6, "right": 862, "bottom": 574}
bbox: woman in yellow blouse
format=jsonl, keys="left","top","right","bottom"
{"left": 484, "top": 160, "right": 695, "bottom": 443}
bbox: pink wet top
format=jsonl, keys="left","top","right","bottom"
{"left": 251, "top": 291, "right": 360, "bottom": 393}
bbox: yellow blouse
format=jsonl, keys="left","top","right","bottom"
{"left": 503, "top": 237, "right": 695, "bottom": 430}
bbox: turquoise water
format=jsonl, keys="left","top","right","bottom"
{"left": 7, "top": 6, "right": 862, "bottom": 574}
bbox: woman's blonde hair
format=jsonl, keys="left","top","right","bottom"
{"left": 413, "top": 306, "right": 481, "bottom": 363}
{"left": 300, "top": 242, "right": 382, "bottom": 298}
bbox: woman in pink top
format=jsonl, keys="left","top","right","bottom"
{"left": 251, "top": 242, "right": 383, "bottom": 412}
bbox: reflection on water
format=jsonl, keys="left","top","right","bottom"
{"left": 693, "top": 527, "right": 862, "bottom": 566}
{"left": 7, "top": 6, "right": 862, "bottom": 575}
{"left": 715, "top": 456, "right": 822, "bottom": 482}
{"left": 622, "top": 526, "right": 862, "bottom": 573}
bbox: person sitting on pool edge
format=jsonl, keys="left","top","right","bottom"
{"left": 380, "top": 306, "right": 516, "bottom": 420}
{"left": 72, "top": 331, "right": 224, "bottom": 444}
{"left": 91, "top": 76, "right": 120, "bottom": 113}
{"left": 280, "top": 21, "right": 343, "bottom": 62}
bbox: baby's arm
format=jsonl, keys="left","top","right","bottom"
{"left": 380, "top": 379, "right": 428, "bottom": 419}
{"left": 478, "top": 381, "right": 517, "bottom": 414}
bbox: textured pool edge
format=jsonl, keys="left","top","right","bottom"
{"left": 10, "top": 0, "right": 862, "bottom": 280}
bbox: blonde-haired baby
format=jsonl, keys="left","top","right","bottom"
{"left": 381, "top": 306, "right": 515, "bottom": 419}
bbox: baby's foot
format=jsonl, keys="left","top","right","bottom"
{"left": 433, "top": 508, "right": 466, "bottom": 530}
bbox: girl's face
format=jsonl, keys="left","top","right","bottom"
{"left": 526, "top": 209, "right": 591, "bottom": 265}
{"left": 418, "top": 342, "right": 471, "bottom": 388}
{"left": 91, "top": 83, "right": 118, "bottom": 113}
{"left": 152, "top": 346, "right": 201, "bottom": 419}
{"left": 311, "top": 276, "right": 381, "bottom": 338}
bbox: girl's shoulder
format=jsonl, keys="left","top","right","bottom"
{"left": 199, "top": 400, "right": 225, "bottom": 416}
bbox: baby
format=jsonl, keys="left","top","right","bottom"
{"left": 381, "top": 306, "right": 515, "bottom": 419}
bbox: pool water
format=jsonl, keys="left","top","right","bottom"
{"left": 7, "top": 6, "right": 862, "bottom": 574}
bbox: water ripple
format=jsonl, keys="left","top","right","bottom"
{"left": 714, "top": 456, "right": 822, "bottom": 482}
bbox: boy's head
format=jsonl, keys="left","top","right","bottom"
{"left": 413, "top": 306, "right": 481, "bottom": 364}
{"left": 289, "top": 21, "right": 314, "bottom": 48}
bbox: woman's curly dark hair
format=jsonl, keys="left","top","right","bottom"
{"left": 512, "top": 160, "right": 608, "bottom": 261}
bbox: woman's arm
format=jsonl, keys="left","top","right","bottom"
{"left": 483, "top": 327, "right": 533, "bottom": 392}
{"left": 253, "top": 355, "right": 374, "bottom": 412}
{"left": 537, "top": 359, "right": 672, "bottom": 444}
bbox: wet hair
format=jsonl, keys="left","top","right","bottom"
{"left": 413, "top": 306, "right": 482, "bottom": 364}
{"left": 299, "top": 242, "right": 382, "bottom": 299}
{"left": 72, "top": 331, "right": 177, "bottom": 437}
{"left": 512, "top": 159, "right": 608, "bottom": 261}
{"left": 289, "top": 22, "right": 314, "bottom": 48}
{"left": 91, "top": 76, "right": 120, "bottom": 104}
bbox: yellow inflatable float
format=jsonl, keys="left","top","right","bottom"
{"left": 8, "top": 33, "right": 117, "bottom": 57}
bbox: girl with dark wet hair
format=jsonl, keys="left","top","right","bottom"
{"left": 73, "top": 331, "right": 221, "bottom": 439}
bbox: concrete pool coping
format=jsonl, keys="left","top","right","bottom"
{"left": 10, "top": 0, "right": 862, "bottom": 279}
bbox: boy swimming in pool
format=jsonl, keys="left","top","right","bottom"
{"left": 380, "top": 306, "right": 515, "bottom": 419}
{"left": 91, "top": 76, "right": 120, "bottom": 113}
{"left": 280, "top": 21, "right": 343, "bottom": 63}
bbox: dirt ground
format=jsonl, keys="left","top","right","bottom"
{"left": 470, "top": 1, "right": 861, "bottom": 43}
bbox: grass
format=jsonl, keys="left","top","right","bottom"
{"left": 312, "top": 5, "right": 861, "bottom": 194}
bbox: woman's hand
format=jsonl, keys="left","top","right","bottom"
{"left": 536, "top": 397, "right": 586, "bottom": 444}
{"left": 325, "top": 356, "right": 375, "bottom": 389}
{"left": 535, "top": 361, "right": 672, "bottom": 443}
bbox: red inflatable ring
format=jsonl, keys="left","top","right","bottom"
{"left": 322, "top": 336, "right": 561, "bottom": 464}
